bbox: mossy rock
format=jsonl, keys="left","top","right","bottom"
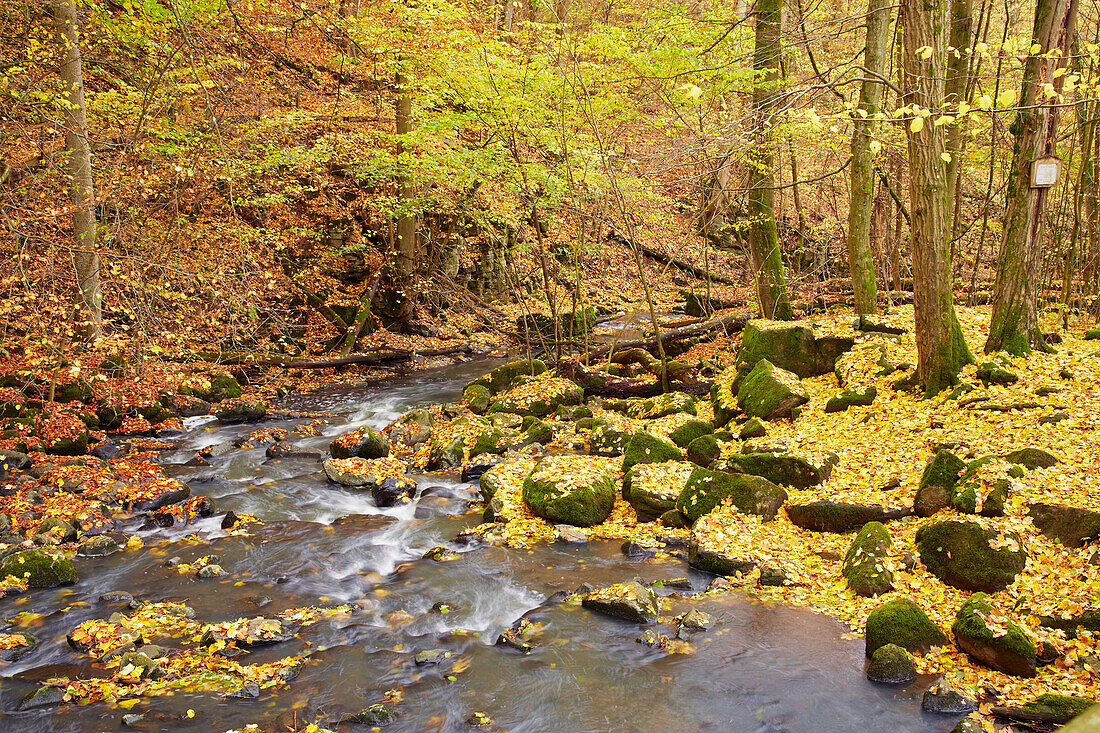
{"left": 0, "top": 549, "right": 76, "bottom": 587}
{"left": 787, "top": 501, "right": 907, "bottom": 533}
{"left": 589, "top": 418, "right": 634, "bottom": 456}
{"left": 915, "top": 520, "right": 1026, "bottom": 592}
{"left": 709, "top": 367, "right": 740, "bottom": 427}
{"left": 723, "top": 449, "right": 836, "bottom": 489}
{"left": 1020, "top": 694, "right": 1096, "bottom": 724}
{"left": 489, "top": 377, "right": 583, "bottom": 418}
{"left": 329, "top": 425, "right": 390, "bottom": 459}
{"left": 191, "top": 372, "right": 242, "bottom": 403}
{"left": 675, "top": 467, "right": 787, "bottom": 523}
{"left": 323, "top": 457, "right": 415, "bottom": 505}
{"left": 77, "top": 535, "right": 120, "bottom": 557}
{"left": 622, "top": 461, "right": 695, "bottom": 519}
{"left": 36, "top": 517, "right": 77, "bottom": 543}
{"left": 463, "top": 384, "right": 492, "bottom": 415}
{"left": 914, "top": 450, "right": 966, "bottom": 517}
{"left": 952, "top": 593, "right": 1036, "bottom": 677}
{"left": 842, "top": 521, "right": 893, "bottom": 597}
{"left": 1028, "top": 503, "right": 1100, "bottom": 548}
{"left": 1085, "top": 329, "right": 1100, "bottom": 340}
{"left": 470, "top": 426, "right": 509, "bottom": 457}
{"left": 736, "top": 360, "right": 809, "bottom": 421}
{"left": 1004, "top": 447, "right": 1059, "bottom": 469}
{"left": 215, "top": 398, "right": 267, "bottom": 424}
{"left": 687, "top": 540, "right": 755, "bottom": 577}
{"left": 521, "top": 456, "right": 616, "bottom": 527}
{"left": 467, "top": 360, "right": 547, "bottom": 396}
{"left": 738, "top": 418, "right": 767, "bottom": 440}
{"left": 668, "top": 419, "right": 713, "bottom": 449}
{"left": 685, "top": 434, "right": 721, "bottom": 467}
{"left": 581, "top": 580, "right": 659, "bottom": 624}
{"left": 825, "top": 386, "right": 877, "bottom": 413}
{"left": 1039, "top": 609, "right": 1100, "bottom": 637}
{"left": 631, "top": 392, "right": 697, "bottom": 420}
{"left": 386, "top": 407, "right": 435, "bottom": 448}
{"left": 865, "top": 598, "right": 947, "bottom": 656}
{"left": 426, "top": 436, "right": 465, "bottom": 471}
{"left": 735, "top": 322, "right": 853, "bottom": 379}
{"left": 477, "top": 463, "right": 509, "bottom": 502}
{"left": 621, "top": 432, "right": 683, "bottom": 473}
{"left": 519, "top": 419, "right": 553, "bottom": 447}
{"left": 866, "top": 643, "right": 915, "bottom": 684}
{"left": 976, "top": 361, "right": 1018, "bottom": 386}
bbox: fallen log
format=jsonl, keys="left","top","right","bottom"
{"left": 182, "top": 345, "right": 472, "bottom": 369}
{"left": 607, "top": 229, "right": 739, "bottom": 286}
{"left": 584, "top": 313, "right": 750, "bottom": 362}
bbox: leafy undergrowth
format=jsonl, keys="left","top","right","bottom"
{"left": 473, "top": 304, "right": 1100, "bottom": 709}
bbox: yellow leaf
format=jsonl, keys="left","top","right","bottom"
{"left": 910, "top": 116, "right": 924, "bottom": 133}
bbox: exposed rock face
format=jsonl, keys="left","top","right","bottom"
{"left": 915, "top": 520, "right": 1027, "bottom": 593}
{"left": 952, "top": 593, "right": 1036, "bottom": 678}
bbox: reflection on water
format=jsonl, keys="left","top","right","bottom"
{"left": 1, "top": 359, "right": 957, "bottom": 732}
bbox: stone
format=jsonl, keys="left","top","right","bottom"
{"left": 630, "top": 392, "right": 697, "bottom": 419}
{"left": 855, "top": 315, "right": 907, "bottom": 335}
{"left": 521, "top": 456, "right": 616, "bottom": 527}
{"left": 77, "top": 535, "right": 120, "bottom": 557}
{"left": 668, "top": 419, "right": 713, "bottom": 449}
{"left": 916, "top": 520, "right": 1026, "bottom": 592}
{"left": 36, "top": 517, "right": 77, "bottom": 542}
{"left": 322, "top": 457, "right": 415, "bottom": 503}
{"left": 723, "top": 449, "right": 837, "bottom": 488}
{"left": 0, "top": 450, "right": 32, "bottom": 476}
{"left": 423, "top": 546, "right": 460, "bottom": 562}
{"left": 677, "top": 609, "right": 713, "bottom": 632}
{"left": 466, "top": 360, "right": 548, "bottom": 395}
{"left": 328, "top": 425, "right": 390, "bottom": 459}
{"left": 842, "top": 522, "right": 893, "bottom": 597}
{"left": 622, "top": 461, "right": 695, "bottom": 519}
{"left": 18, "top": 685, "right": 66, "bottom": 710}
{"left": 976, "top": 361, "right": 1018, "bottom": 386}
{"left": 1040, "top": 609, "right": 1100, "bottom": 636}
{"left": 214, "top": 398, "right": 267, "bottom": 424}
{"left": 867, "top": 643, "right": 915, "bottom": 684}
{"left": 341, "top": 704, "right": 398, "bottom": 726}
{"left": 1004, "top": 447, "right": 1059, "bottom": 469}
{"left": 201, "top": 617, "right": 295, "bottom": 647}
{"left": 118, "top": 651, "right": 166, "bottom": 679}
{"left": 589, "top": 418, "right": 634, "bottom": 456}
{"left": 825, "top": 386, "right": 877, "bottom": 413}
{"left": 738, "top": 418, "right": 767, "bottom": 440}
{"left": 553, "top": 525, "right": 588, "bottom": 544}
{"left": 685, "top": 435, "right": 721, "bottom": 467}
{"left": 865, "top": 598, "right": 947, "bottom": 656}
{"left": 786, "top": 501, "right": 907, "bottom": 533}
{"left": 581, "top": 580, "right": 659, "bottom": 623}
{"left": 688, "top": 539, "right": 755, "bottom": 577}
{"left": 0, "top": 549, "right": 76, "bottom": 587}
{"left": 736, "top": 360, "right": 809, "bottom": 420}
{"left": 426, "top": 436, "right": 465, "bottom": 470}
{"left": 675, "top": 467, "right": 787, "bottom": 523}
{"left": 1019, "top": 694, "right": 1096, "bottom": 724}
{"left": 922, "top": 679, "right": 977, "bottom": 714}
{"left": 621, "top": 432, "right": 683, "bottom": 473}
{"left": 952, "top": 593, "right": 1036, "bottom": 677}
{"left": 735, "top": 322, "right": 853, "bottom": 379}
{"left": 460, "top": 454, "right": 502, "bottom": 483}
{"left": 914, "top": 450, "right": 966, "bottom": 517}
{"left": 196, "top": 564, "right": 227, "bottom": 579}
{"left": 463, "top": 384, "right": 492, "bottom": 414}
{"left": 1084, "top": 329, "right": 1100, "bottom": 340}
{"left": 489, "top": 377, "right": 583, "bottom": 418}
{"left": 414, "top": 648, "right": 453, "bottom": 666}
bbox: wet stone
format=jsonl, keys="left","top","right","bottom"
{"left": 414, "top": 648, "right": 453, "bottom": 666}
{"left": 922, "top": 679, "right": 977, "bottom": 714}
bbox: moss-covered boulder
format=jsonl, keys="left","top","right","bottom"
{"left": 865, "top": 598, "right": 947, "bottom": 656}
{"left": 786, "top": 501, "right": 908, "bottom": 533}
{"left": 466, "top": 360, "right": 547, "bottom": 395}
{"left": 866, "top": 643, "right": 915, "bottom": 684}
{"left": 736, "top": 360, "right": 809, "bottom": 421}
{"left": 521, "top": 456, "right": 616, "bottom": 527}
{"left": 589, "top": 417, "right": 634, "bottom": 456}
{"left": 1040, "top": 609, "right": 1100, "bottom": 637}
{"left": 469, "top": 425, "right": 510, "bottom": 457}
{"left": 953, "top": 458, "right": 1013, "bottom": 517}
{"left": 735, "top": 322, "right": 853, "bottom": 379}
{"left": 976, "top": 361, "right": 1018, "bottom": 386}
{"left": 630, "top": 392, "right": 697, "bottom": 420}
{"left": 581, "top": 581, "right": 659, "bottom": 624}
{"left": 668, "top": 419, "right": 713, "bottom": 449}
{"left": 0, "top": 549, "right": 76, "bottom": 587}
{"left": 687, "top": 539, "right": 756, "bottom": 577}
{"left": 915, "top": 520, "right": 1026, "bottom": 592}
{"left": 723, "top": 449, "right": 836, "bottom": 488}
{"left": 1019, "top": 694, "right": 1096, "bottom": 724}
{"left": 426, "top": 436, "right": 465, "bottom": 470}
{"left": 922, "top": 679, "right": 977, "bottom": 714}
{"left": 914, "top": 450, "right": 966, "bottom": 517}
{"left": 622, "top": 461, "right": 695, "bottom": 519}
{"left": 825, "top": 386, "right": 877, "bottom": 413}
{"left": 36, "top": 517, "right": 77, "bottom": 543}
{"left": 489, "top": 377, "right": 583, "bottom": 418}
{"left": 77, "top": 535, "right": 120, "bottom": 557}
{"left": 621, "top": 432, "right": 683, "bottom": 473}
{"left": 462, "top": 384, "right": 492, "bottom": 415}
{"left": 952, "top": 593, "right": 1036, "bottom": 677}
{"left": 842, "top": 522, "right": 893, "bottom": 597}
{"left": 1028, "top": 503, "right": 1100, "bottom": 548}
{"left": 685, "top": 434, "right": 721, "bottom": 467}
{"left": 1004, "top": 447, "right": 1059, "bottom": 469}
{"left": 385, "top": 407, "right": 435, "bottom": 448}
{"left": 675, "top": 468, "right": 787, "bottom": 523}
{"left": 738, "top": 418, "right": 767, "bottom": 440}
{"left": 215, "top": 398, "right": 267, "bottom": 424}
{"left": 329, "top": 425, "right": 390, "bottom": 459}
{"left": 186, "top": 372, "right": 242, "bottom": 403}
{"left": 709, "top": 366, "right": 740, "bottom": 427}
{"left": 323, "top": 458, "right": 416, "bottom": 505}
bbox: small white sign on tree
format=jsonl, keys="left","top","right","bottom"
{"left": 1031, "top": 156, "right": 1061, "bottom": 188}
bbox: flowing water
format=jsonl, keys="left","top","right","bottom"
{"left": 0, "top": 360, "right": 962, "bottom": 732}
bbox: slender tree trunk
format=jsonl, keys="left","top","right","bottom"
{"left": 846, "top": 0, "right": 892, "bottom": 314}
{"left": 985, "top": 0, "right": 1078, "bottom": 354}
{"left": 747, "top": 0, "right": 793, "bottom": 320}
{"left": 944, "top": 0, "right": 973, "bottom": 218}
{"left": 50, "top": 0, "right": 102, "bottom": 340}
{"left": 394, "top": 62, "right": 417, "bottom": 281}
{"left": 901, "top": 0, "right": 973, "bottom": 394}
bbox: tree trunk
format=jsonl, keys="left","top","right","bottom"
{"left": 846, "top": 0, "right": 892, "bottom": 314}
{"left": 394, "top": 62, "right": 418, "bottom": 288}
{"left": 985, "top": 0, "right": 1078, "bottom": 354}
{"left": 944, "top": 0, "right": 973, "bottom": 216}
{"left": 50, "top": 0, "right": 102, "bottom": 340}
{"left": 747, "top": 0, "right": 794, "bottom": 320}
{"left": 901, "top": 0, "right": 973, "bottom": 394}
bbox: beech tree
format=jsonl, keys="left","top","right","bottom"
{"left": 901, "top": 0, "right": 973, "bottom": 394}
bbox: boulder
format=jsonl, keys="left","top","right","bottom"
{"left": 675, "top": 468, "right": 787, "bottom": 523}
{"left": 0, "top": 450, "right": 32, "bottom": 476}
{"left": 1004, "top": 447, "right": 1059, "bottom": 469}
{"left": 688, "top": 540, "right": 755, "bottom": 577}
{"left": 735, "top": 322, "right": 853, "bottom": 378}
{"left": 738, "top": 418, "right": 767, "bottom": 440}
{"left": 825, "top": 386, "right": 877, "bottom": 413}
{"left": 916, "top": 520, "right": 1026, "bottom": 592}
{"left": 976, "top": 362, "right": 1018, "bottom": 386}
{"left": 462, "top": 384, "right": 492, "bottom": 414}
{"left": 489, "top": 377, "right": 582, "bottom": 418}
{"left": 668, "top": 419, "right": 713, "bottom": 449}
{"left": 77, "top": 535, "right": 120, "bottom": 557}
{"left": 952, "top": 593, "right": 1036, "bottom": 677}
{"left": 630, "top": 392, "right": 697, "bottom": 420}
{"left": 723, "top": 449, "right": 836, "bottom": 488}
{"left": 786, "top": 501, "right": 907, "bottom": 533}
{"left": 1018, "top": 694, "right": 1096, "bottom": 724}
{"left": 1040, "top": 609, "right": 1100, "bottom": 636}
{"left": 215, "top": 399, "right": 267, "bottom": 424}
{"left": 581, "top": 581, "right": 659, "bottom": 623}
{"left": 842, "top": 522, "right": 893, "bottom": 597}
{"left": 1028, "top": 503, "right": 1100, "bottom": 548}
{"left": 385, "top": 408, "right": 435, "bottom": 448}
{"left": 426, "top": 436, "right": 465, "bottom": 470}
{"left": 914, "top": 450, "right": 966, "bottom": 517}
{"left": 589, "top": 417, "right": 634, "bottom": 456}
{"left": 865, "top": 598, "right": 947, "bottom": 656}
{"left": 622, "top": 461, "right": 695, "bottom": 519}
{"left": 461, "top": 455, "right": 501, "bottom": 483}
{"left": 323, "top": 457, "right": 416, "bottom": 505}
{"left": 466, "top": 360, "right": 547, "bottom": 395}
{"left": 709, "top": 367, "right": 740, "bottom": 427}
{"left": 922, "top": 679, "right": 977, "bottom": 714}
{"left": 867, "top": 643, "right": 915, "bottom": 684}
{"left": 685, "top": 435, "right": 721, "bottom": 467}
{"left": 36, "top": 517, "right": 77, "bottom": 542}
{"left": 0, "top": 549, "right": 77, "bottom": 587}
{"left": 621, "top": 432, "right": 683, "bottom": 473}
{"left": 521, "top": 456, "right": 616, "bottom": 527}
{"left": 736, "top": 360, "right": 809, "bottom": 421}
{"left": 329, "top": 426, "right": 390, "bottom": 459}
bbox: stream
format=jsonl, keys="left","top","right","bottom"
{"left": 0, "top": 359, "right": 961, "bottom": 732}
